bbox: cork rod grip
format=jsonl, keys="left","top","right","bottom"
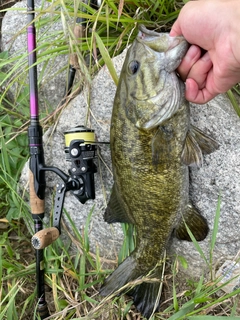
{"left": 29, "top": 170, "right": 44, "bottom": 215}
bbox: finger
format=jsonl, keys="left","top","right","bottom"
{"left": 187, "top": 52, "right": 213, "bottom": 89}
{"left": 185, "top": 78, "right": 217, "bottom": 104}
{"left": 170, "top": 20, "right": 182, "bottom": 37}
{"left": 177, "top": 45, "right": 201, "bottom": 81}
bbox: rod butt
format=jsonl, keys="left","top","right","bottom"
{"left": 36, "top": 301, "right": 50, "bottom": 319}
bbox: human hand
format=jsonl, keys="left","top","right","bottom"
{"left": 170, "top": 0, "right": 240, "bottom": 104}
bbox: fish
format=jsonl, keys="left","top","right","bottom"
{"left": 100, "top": 25, "right": 218, "bottom": 318}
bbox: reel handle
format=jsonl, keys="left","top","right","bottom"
{"left": 32, "top": 227, "right": 60, "bottom": 249}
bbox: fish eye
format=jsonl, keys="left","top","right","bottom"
{"left": 128, "top": 60, "right": 140, "bottom": 75}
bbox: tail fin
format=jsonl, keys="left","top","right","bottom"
{"left": 130, "top": 269, "right": 163, "bottom": 318}
{"left": 100, "top": 255, "right": 163, "bottom": 319}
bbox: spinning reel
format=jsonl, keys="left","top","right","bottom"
{"left": 65, "top": 125, "right": 97, "bottom": 203}
{"left": 31, "top": 125, "right": 98, "bottom": 250}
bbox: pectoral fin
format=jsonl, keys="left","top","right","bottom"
{"left": 175, "top": 203, "right": 209, "bottom": 241}
{"left": 104, "top": 183, "right": 134, "bottom": 224}
{"left": 181, "top": 125, "right": 219, "bottom": 167}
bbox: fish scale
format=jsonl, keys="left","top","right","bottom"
{"left": 100, "top": 25, "right": 218, "bottom": 319}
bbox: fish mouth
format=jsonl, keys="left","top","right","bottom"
{"left": 137, "top": 24, "right": 188, "bottom": 53}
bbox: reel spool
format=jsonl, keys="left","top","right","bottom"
{"left": 64, "top": 125, "right": 95, "bottom": 152}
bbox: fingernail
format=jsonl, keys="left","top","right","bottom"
{"left": 201, "top": 52, "right": 211, "bottom": 62}
{"left": 185, "top": 78, "right": 190, "bottom": 90}
{"left": 186, "top": 45, "right": 201, "bottom": 60}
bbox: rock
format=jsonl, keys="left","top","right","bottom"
{"left": 1, "top": 0, "right": 68, "bottom": 108}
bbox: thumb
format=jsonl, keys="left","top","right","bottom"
{"left": 170, "top": 20, "right": 182, "bottom": 37}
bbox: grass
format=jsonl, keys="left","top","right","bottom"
{"left": 1, "top": 0, "right": 240, "bottom": 319}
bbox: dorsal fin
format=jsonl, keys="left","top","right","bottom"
{"left": 181, "top": 125, "right": 219, "bottom": 167}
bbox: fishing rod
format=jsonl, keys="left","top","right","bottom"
{"left": 27, "top": 0, "right": 103, "bottom": 318}
{"left": 27, "top": 0, "right": 49, "bottom": 317}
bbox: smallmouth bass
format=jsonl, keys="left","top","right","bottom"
{"left": 100, "top": 25, "right": 218, "bottom": 318}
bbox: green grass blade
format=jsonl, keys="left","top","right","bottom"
{"left": 0, "top": 246, "right": 2, "bottom": 288}
{"left": 79, "top": 254, "right": 86, "bottom": 290}
{"left": 0, "top": 281, "right": 23, "bottom": 319}
{"left": 93, "top": 31, "right": 118, "bottom": 85}
{"left": 210, "top": 195, "right": 221, "bottom": 252}
{"left": 209, "top": 195, "right": 221, "bottom": 278}
{"left": 168, "top": 302, "right": 195, "bottom": 320}
{"left": 227, "top": 89, "right": 240, "bottom": 117}
{"left": 185, "top": 223, "right": 209, "bottom": 268}
{"left": 84, "top": 206, "right": 94, "bottom": 253}
{"left": 172, "top": 259, "right": 179, "bottom": 312}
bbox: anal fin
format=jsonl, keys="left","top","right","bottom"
{"left": 104, "top": 183, "right": 133, "bottom": 224}
{"left": 181, "top": 125, "right": 219, "bottom": 167}
{"left": 175, "top": 203, "right": 209, "bottom": 241}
